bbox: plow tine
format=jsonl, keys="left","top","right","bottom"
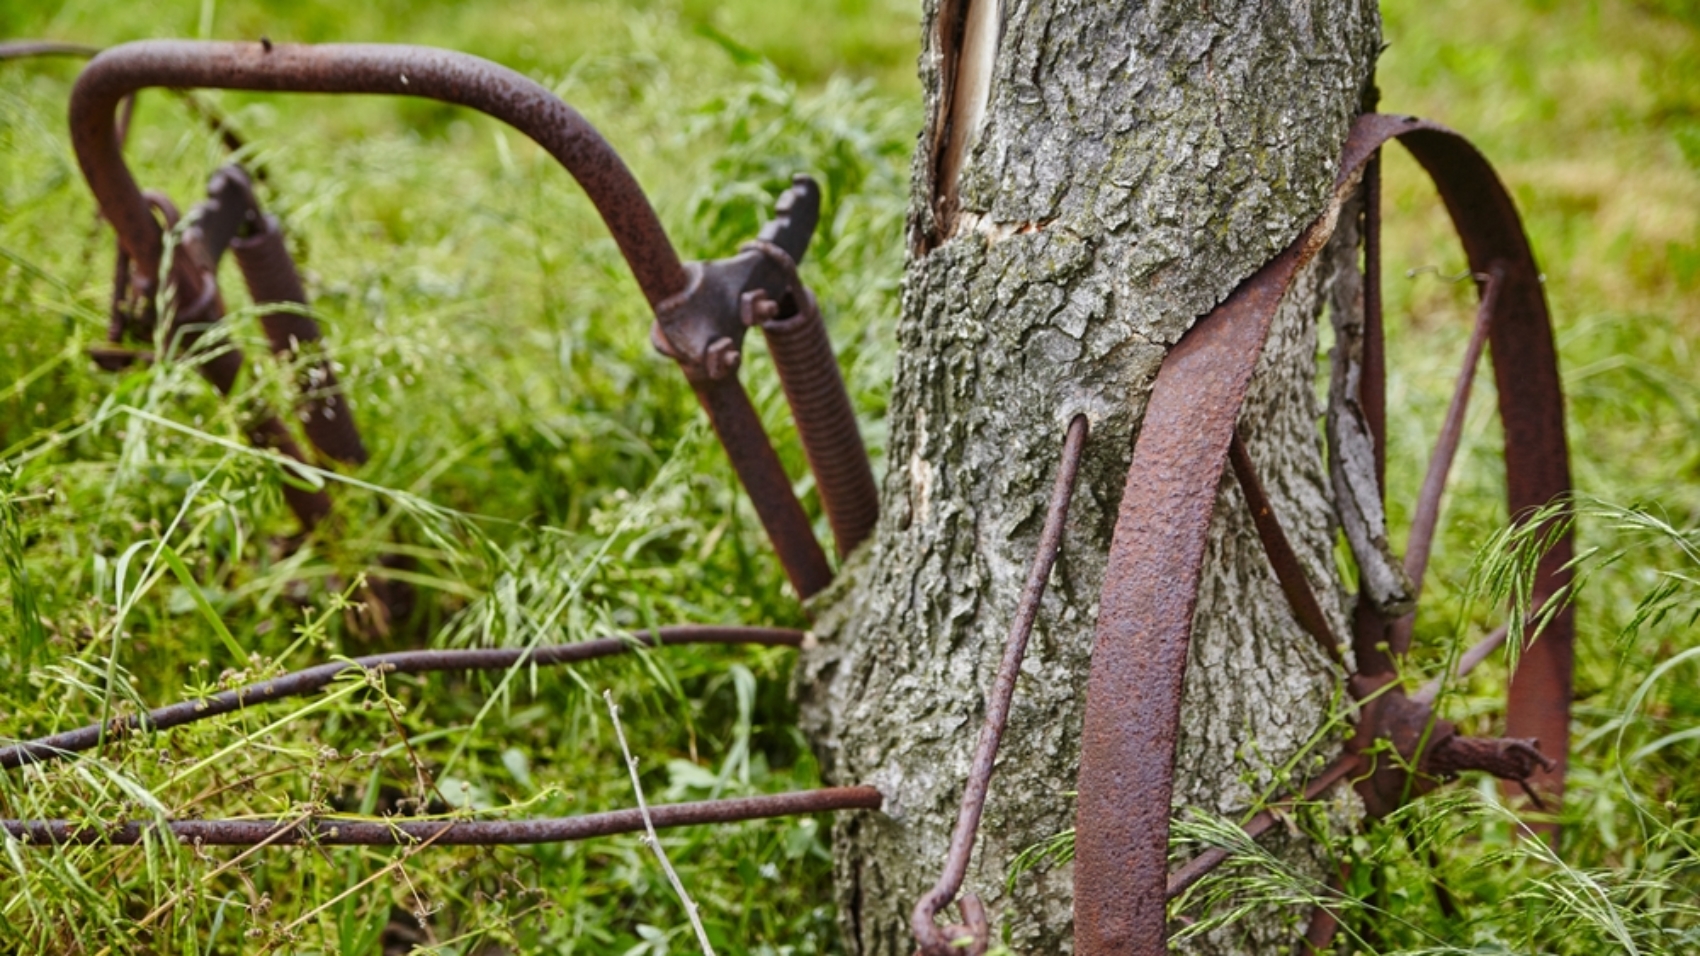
{"left": 689, "top": 375, "right": 835, "bottom": 599}
{"left": 1300, "top": 877, "right": 1345, "bottom": 954}
{"left": 1349, "top": 147, "right": 1398, "bottom": 678}
{"left": 1363, "top": 151, "right": 1387, "bottom": 489}
{"left": 1077, "top": 191, "right": 1347, "bottom": 955}
{"left": 1082, "top": 114, "right": 1573, "bottom": 951}
{"left": 70, "top": 41, "right": 689, "bottom": 310}
{"left": 745, "top": 227, "right": 881, "bottom": 559}
{"left": 0, "top": 40, "right": 102, "bottom": 61}
{"left": 224, "top": 181, "right": 368, "bottom": 466}
{"left": 1074, "top": 113, "right": 1399, "bottom": 952}
{"left": 65, "top": 40, "right": 840, "bottom": 593}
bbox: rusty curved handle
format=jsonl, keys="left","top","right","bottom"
{"left": 68, "top": 40, "right": 689, "bottom": 308}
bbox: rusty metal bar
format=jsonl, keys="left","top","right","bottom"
{"left": 1363, "top": 152, "right": 1387, "bottom": 491}
{"left": 912, "top": 414, "right": 1088, "bottom": 956}
{"left": 0, "top": 626, "right": 803, "bottom": 770}
{"left": 1389, "top": 121, "right": 1576, "bottom": 810}
{"left": 215, "top": 164, "right": 368, "bottom": 465}
{"left": 1351, "top": 147, "right": 1397, "bottom": 679}
{"left": 689, "top": 375, "right": 834, "bottom": 598}
{"left": 1, "top": 786, "right": 882, "bottom": 847}
{"left": 1301, "top": 870, "right": 1347, "bottom": 954}
{"left": 1075, "top": 135, "right": 1371, "bottom": 954}
{"left": 649, "top": 176, "right": 848, "bottom": 597}
{"left": 1387, "top": 263, "right": 1504, "bottom": 657}
{"left": 69, "top": 40, "right": 687, "bottom": 311}
{"left": 3, "top": 42, "right": 256, "bottom": 174}
{"left": 67, "top": 41, "right": 837, "bottom": 598}
{"left": 1228, "top": 431, "right": 1346, "bottom": 669}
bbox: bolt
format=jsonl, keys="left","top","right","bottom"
{"left": 704, "top": 337, "right": 741, "bottom": 380}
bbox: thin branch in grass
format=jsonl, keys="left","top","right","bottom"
{"left": 603, "top": 689, "right": 716, "bottom": 956}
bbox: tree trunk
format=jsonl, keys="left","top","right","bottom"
{"left": 799, "top": 2, "right": 1380, "bottom": 953}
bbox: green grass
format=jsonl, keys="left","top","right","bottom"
{"left": 1, "top": 0, "right": 1698, "bottom": 953}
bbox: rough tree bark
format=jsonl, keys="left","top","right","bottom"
{"left": 799, "top": 2, "right": 1381, "bottom": 953}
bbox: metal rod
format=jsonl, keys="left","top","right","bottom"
{"left": 1363, "top": 149, "right": 1387, "bottom": 491}
{"left": 1351, "top": 148, "right": 1396, "bottom": 679}
{"left": 1301, "top": 870, "right": 1347, "bottom": 953}
{"left": 0, "top": 40, "right": 101, "bottom": 61}
{"left": 1077, "top": 115, "right": 1576, "bottom": 951}
{"left": 1, "top": 786, "right": 882, "bottom": 847}
{"left": 1228, "top": 432, "right": 1346, "bottom": 669}
{"left": 68, "top": 40, "right": 688, "bottom": 310}
{"left": 912, "top": 415, "right": 1088, "bottom": 956}
{"left": 1387, "top": 263, "right": 1504, "bottom": 657}
{"left": 1074, "top": 136, "right": 1374, "bottom": 952}
{"left": 689, "top": 375, "right": 835, "bottom": 599}
{"left": 222, "top": 166, "right": 368, "bottom": 466}
{"left": 0, "top": 626, "right": 804, "bottom": 770}
{"left": 1397, "top": 123, "right": 1576, "bottom": 812}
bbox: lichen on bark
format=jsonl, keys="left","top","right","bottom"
{"left": 797, "top": 2, "right": 1381, "bottom": 952}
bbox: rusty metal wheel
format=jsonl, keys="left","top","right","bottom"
{"left": 1073, "top": 114, "right": 1576, "bottom": 954}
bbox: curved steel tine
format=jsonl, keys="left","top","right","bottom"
{"left": 70, "top": 41, "right": 688, "bottom": 310}
{"left": 0, "top": 39, "right": 102, "bottom": 61}
{"left": 67, "top": 41, "right": 832, "bottom": 597}
{"left": 1385, "top": 119, "right": 1574, "bottom": 819}
{"left": 744, "top": 235, "right": 881, "bottom": 558}
{"left": 1075, "top": 127, "right": 1374, "bottom": 955}
{"left": 1350, "top": 147, "right": 1397, "bottom": 677}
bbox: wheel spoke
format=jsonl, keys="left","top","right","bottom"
{"left": 1229, "top": 432, "right": 1346, "bottom": 668}
{"left": 1389, "top": 263, "right": 1505, "bottom": 657}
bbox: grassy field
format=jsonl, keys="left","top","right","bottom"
{"left": 1, "top": 0, "right": 1697, "bottom": 953}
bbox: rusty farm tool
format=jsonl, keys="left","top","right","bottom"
{"left": 4, "top": 36, "right": 887, "bottom": 920}
{"left": 67, "top": 39, "right": 876, "bottom": 601}
{"left": 908, "top": 114, "right": 1574, "bottom": 956}
{"left": 17, "top": 39, "right": 1576, "bottom": 955}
